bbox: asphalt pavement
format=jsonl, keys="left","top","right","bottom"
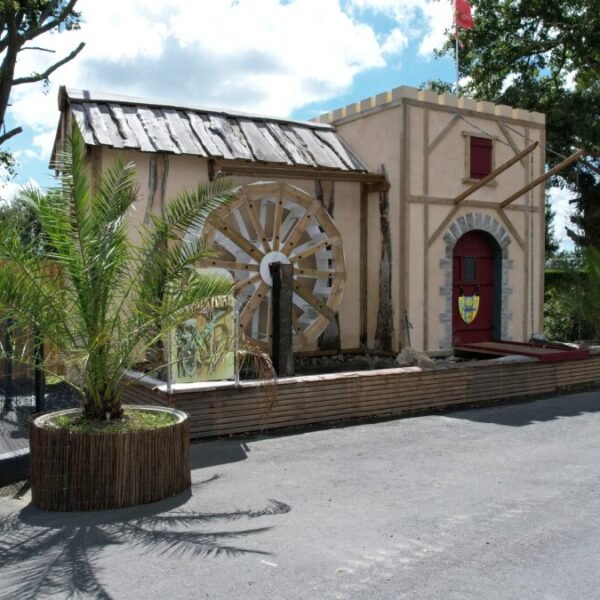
{"left": 1, "top": 390, "right": 600, "bottom": 599}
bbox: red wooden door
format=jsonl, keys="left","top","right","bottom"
{"left": 452, "top": 230, "right": 496, "bottom": 344}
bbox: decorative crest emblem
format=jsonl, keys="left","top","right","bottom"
{"left": 458, "top": 294, "right": 479, "bottom": 324}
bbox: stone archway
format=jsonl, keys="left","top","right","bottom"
{"left": 438, "top": 212, "right": 513, "bottom": 349}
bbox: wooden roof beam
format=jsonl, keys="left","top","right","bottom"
{"left": 215, "top": 162, "right": 388, "bottom": 189}
{"left": 500, "top": 148, "right": 585, "bottom": 208}
{"left": 453, "top": 141, "right": 538, "bottom": 206}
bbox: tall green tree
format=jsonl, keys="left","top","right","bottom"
{"left": 0, "top": 1, "right": 84, "bottom": 170}
{"left": 0, "top": 127, "right": 235, "bottom": 420}
{"left": 435, "top": 0, "right": 600, "bottom": 248}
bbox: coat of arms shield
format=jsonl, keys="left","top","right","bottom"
{"left": 458, "top": 294, "right": 479, "bottom": 324}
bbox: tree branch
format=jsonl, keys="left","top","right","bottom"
{"left": 0, "top": 126, "right": 23, "bottom": 145}
{"left": 22, "top": 0, "right": 81, "bottom": 42}
{"left": 21, "top": 46, "right": 57, "bottom": 53}
{"left": 13, "top": 41, "right": 85, "bottom": 86}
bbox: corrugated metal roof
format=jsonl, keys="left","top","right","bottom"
{"left": 57, "top": 88, "right": 367, "bottom": 172}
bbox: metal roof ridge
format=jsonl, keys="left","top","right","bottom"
{"left": 62, "top": 87, "right": 334, "bottom": 131}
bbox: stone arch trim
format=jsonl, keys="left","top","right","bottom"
{"left": 438, "top": 212, "right": 513, "bottom": 349}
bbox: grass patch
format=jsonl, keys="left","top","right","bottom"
{"left": 46, "top": 409, "right": 178, "bottom": 433}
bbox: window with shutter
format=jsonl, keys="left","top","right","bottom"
{"left": 470, "top": 136, "right": 493, "bottom": 179}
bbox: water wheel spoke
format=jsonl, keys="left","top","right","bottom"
{"left": 291, "top": 313, "right": 307, "bottom": 345}
{"left": 294, "top": 268, "right": 345, "bottom": 279}
{"left": 244, "top": 196, "right": 271, "bottom": 254}
{"left": 211, "top": 215, "right": 265, "bottom": 262}
{"left": 290, "top": 235, "right": 341, "bottom": 263}
{"left": 281, "top": 201, "right": 321, "bottom": 254}
{"left": 239, "top": 282, "right": 269, "bottom": 329}
{"left": 293, "top": 282, "right": 336, "bottom": 322}
{"left": 234, "top": 273, "right": 262, "bottom": 293}
{"left": 197, "top": 258, "right": 259, "bottom": 272}
{"left": 272, "top": 187, "right": 284, "bottom": 252}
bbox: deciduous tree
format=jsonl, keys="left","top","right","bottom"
{"left": 435, "top": 0, "right": 600, "bottom": 247}
{"left": 0, "top": 1, "right": 84, "bottom": 162}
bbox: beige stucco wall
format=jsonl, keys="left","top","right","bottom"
{"left": 92, "top": 147, "right": 362, "bottom": 351}
{"left": 332, "top": 106, "right": 402, "bottom": 349}
{"left": 329, "top": 87, "right": 546, "bottom": 352}
{"left": 71, "top": 84, "right": 546, "bottom": 356}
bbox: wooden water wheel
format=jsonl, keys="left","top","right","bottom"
{"left": 196, "top": 181, "right": 345, "bottom": 350}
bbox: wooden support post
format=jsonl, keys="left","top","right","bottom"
{"left": 453, "top": 142, "right": 539, "bottom": 205}
{"left": 270, "top": 262, "right": 294, "bottom": 377}
{"left": 500, "top": 148, "right": 585, "bottom": 208}
{"left": 359, "top": 183, "right": 368, "bottom": 348}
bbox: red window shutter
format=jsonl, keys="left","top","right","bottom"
{"left": 470, "top": 136, "right": 492, "bottom": 179}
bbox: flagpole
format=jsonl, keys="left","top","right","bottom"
{"left": 454, "top": 0, "right": 460, "bottom": 95}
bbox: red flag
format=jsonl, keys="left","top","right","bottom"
{"left": 455, "top": 0, "right": 474, "bottom": 30}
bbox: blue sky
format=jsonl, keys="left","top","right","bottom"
{"left": 1, "top": 0, "right": 575, "bottom": 248}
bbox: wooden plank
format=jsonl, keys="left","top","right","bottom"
{"left": 453, "top": 142, "right": 539, "bottom": 205}
{"left": 501, "top": 149, "right": 585, "bottom": 208}
{"left": 70, "top": 103, "right": 96, "bottom": 145}
{"left": 124, "top": 356, "right": 600, "bottom": 439}
{"left": 186, "top": 112, "right": 228, "bottom": 157}
{"left": 239, "top": 282, "right": 269, "bottom": 328}
{"left": 360, "top": 183, "right": 368, "bottom": 347}
{"left": 137, "top": 107, "right": 180, "bottom": 154}
{"left": 210, "top": 116, "right": 253, "bottom": 160}
{"left": 266, "top": 123, "right": 316, "bottom": 167}
{"left": 216, "top": 163, "right": 387, "bottom": 185}
{"left": 428, "top": 114, "right": 460, "bottom": 155}
{"left": 292, "top": 281, "right": 337, "bottom": 322}
{"left": 108, "top": 104, "right": 140, "bottom": 148}
{"left": 122, "top": 105, "right": 156, "bottom": 152}
{"left": 238, "top": 119, "right": 291, "bottom": 164}
{"left": 197, "top": 258, "right": 259, "bottom": 272}
{"left": 281, "top": 200, "right": 321, "bottom": 253}
{"left": 314, "top": 129, "right": 363, "bottom": 170}
{"left": 85, "top": 102, "right": 123, "bottom": 148}
{"left": 211, "top": 214, "right": 264, "bottom": 262}
{"left": 163, "top": 109, "right": 207, "bottom": 156}
{"left": 290, "top": 126, "right": 345, "bottom": 169}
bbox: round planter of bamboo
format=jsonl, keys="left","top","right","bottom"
{"left": 29, "top": 406, "right": 191, "bottom": 512}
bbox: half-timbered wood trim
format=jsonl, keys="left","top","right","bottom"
{"left": 500, "top": 149, "right": 585, "bottom": 208}
{"left": 454, "top": 142, "right": 539, "bottom": 205}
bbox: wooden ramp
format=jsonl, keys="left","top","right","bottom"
{"left": 454, "top": 340, "right": 589, "bottom": 362}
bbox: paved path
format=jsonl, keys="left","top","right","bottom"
{"left": 1, "top": 390, "right": 600, "bottom": 599}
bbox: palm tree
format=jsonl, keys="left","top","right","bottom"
{"left": 0, "top": 127, "right": 235, "bottom": 420}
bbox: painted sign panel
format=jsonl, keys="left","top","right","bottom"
{"left": 171, "top": 295, "right": 236, "bottom": 383}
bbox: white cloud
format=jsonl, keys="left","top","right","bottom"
{"left": 0, "top": 177, "right": 41, "bottom": 204}
{"left": 6, "top": 0, "right": 452, "bottom": 181}
{"left": 548, "top": 186, "right": 577, "bottom": 251}
{"left": 347, "top": 0, "right": 452, "bottom": 57}
{"left": 9, "top": 0, "right": 387, "bottom": 128}
{"left": 382, "top": 27, "right": 409, "bottom": 55}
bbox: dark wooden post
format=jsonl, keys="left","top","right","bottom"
{"left": 3, "top": 319, "right": 13, "bottom": 412}
{"left": 33, "top": 324, "right": 45, "bottom": 413}
{"left": 270, "top": 262, "right": 294, "bottom": 377}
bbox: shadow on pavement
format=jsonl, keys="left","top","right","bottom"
{"left": 190, "top": 439, "right": 250, "bottom": 469}
{"left": 0, "top": 475, "right": 291, "bottom": 600}
{"left": 448, "top": 390, "right": 600, "bottom": 427}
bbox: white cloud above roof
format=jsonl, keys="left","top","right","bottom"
{"left": 8, "top": 0, "right": 450, "bottom": 163}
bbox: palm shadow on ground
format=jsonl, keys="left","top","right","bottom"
{"left": 0, "top": 474, "right": 291, "bottom": 600}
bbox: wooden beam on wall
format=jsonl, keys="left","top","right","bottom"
{"left": 216, "top": 162, "right": 387, "bottom": 187}
{"left": 500, "top": 148, "right": 585, "bottom": 208}
{"left": 359, "top": 183, "right": 368, "bottom": 348}
{"left": 453, "top": 141, "right": 538, "bottom": 205}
